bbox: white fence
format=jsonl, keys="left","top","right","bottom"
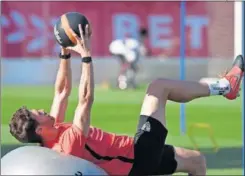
{"left": 1, "top": 57, "right": 232, "bottom": 86}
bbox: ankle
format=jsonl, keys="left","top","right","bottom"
{"left": 200, "top": 78, "right": 230, "bottom": 96}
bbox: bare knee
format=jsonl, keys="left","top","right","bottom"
{"left": 147, "top": 78, "right": 166, "bottom": 93}
{"left": 187, "top": 151, "right": 206, "bottom": 176}
{"left": 185, "top": 150, "right": 206, "bottom": 175}
{"left": 194, "top": 152, "right": 206, "bottom": 175}
{"left": 146, "top": 78, "right": 173, "bottom": 100}
{"left": 175, "top": 147, "right": 206, "bottom": 176}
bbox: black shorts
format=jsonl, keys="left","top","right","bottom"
{"left": 129, "top": 115, "right": 177, "bottom": 175}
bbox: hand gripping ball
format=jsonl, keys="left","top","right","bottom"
{"left": 54, "top": 12, "right": 89, "bottom": 47}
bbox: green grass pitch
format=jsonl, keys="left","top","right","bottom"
{"left": 1, "top": 85, "right": 243, "bottom": 175}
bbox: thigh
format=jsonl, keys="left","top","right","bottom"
{"left": 129, "top": 115, "right": 168, "bottom": 175}
{"left": 140, "top": 80, "right": 169, "bottom": 127}
{"left": 174, "top": 146, "right": 206, "bottom": 174}
{"left": 158, "top": 146, "right": 205, "bottom": 175}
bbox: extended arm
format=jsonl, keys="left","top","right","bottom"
{"left": 50, "top": 48, "right": 72, "bottom": 123}
{"left": 73, "top": 55, "right": 94, "bottom": 137}
{"left": 69, "top": 24, "right": 93, "bottom": 137}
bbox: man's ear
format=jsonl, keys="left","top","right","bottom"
{"left": 35, "top": 126, "right": 42, "bottom": 135}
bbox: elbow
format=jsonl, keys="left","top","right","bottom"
{"left": 87, "top": 93, "right": 94, "bottom": 105}
{"left": 87, "top": 94, "right": 94, "bottom": 105}
{"left": 79, "top": 94, "right": 94, "bottom": 106}
{"left": 55, "top": 84, "right": 72, "bottom": 98}
{"left": 55, "top": 89, "right": 71, "bottom": 99}
{"left": 64, "top": 85, "right": 72, "bottom": 96}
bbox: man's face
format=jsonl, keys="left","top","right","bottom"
{"left": 30, "top": 109, "right": 58, "bottom": 141}
{"left": 30, "top": 109, "right": 55, "bottom": 128}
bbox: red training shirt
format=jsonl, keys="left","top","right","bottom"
{"left": 44, "top": 123, "right": 134, "bottom": 175}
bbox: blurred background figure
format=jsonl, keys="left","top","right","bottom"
{"left": 109, "top": 28, "right": 150, "bottom": 90}
{"left": 109, "top": 37, "right": 140, "bottom": 89}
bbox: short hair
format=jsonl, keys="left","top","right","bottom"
{"left": 9, "top": 106, "right": 42, "bottom": 143}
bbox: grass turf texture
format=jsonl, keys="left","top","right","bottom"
{"left": 1, "top": 86, "right": 243, "bottom": 175}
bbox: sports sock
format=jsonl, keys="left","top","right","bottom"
{"left": 201, "top": 78, "right": 230, "bottom": 95}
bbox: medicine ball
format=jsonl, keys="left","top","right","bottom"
{"left": 54, "top": 12, "right": 89, "bottom": 47}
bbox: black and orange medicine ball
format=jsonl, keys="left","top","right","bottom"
{"left": 54, "top": 12, "right": 89, "bottom": 47}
